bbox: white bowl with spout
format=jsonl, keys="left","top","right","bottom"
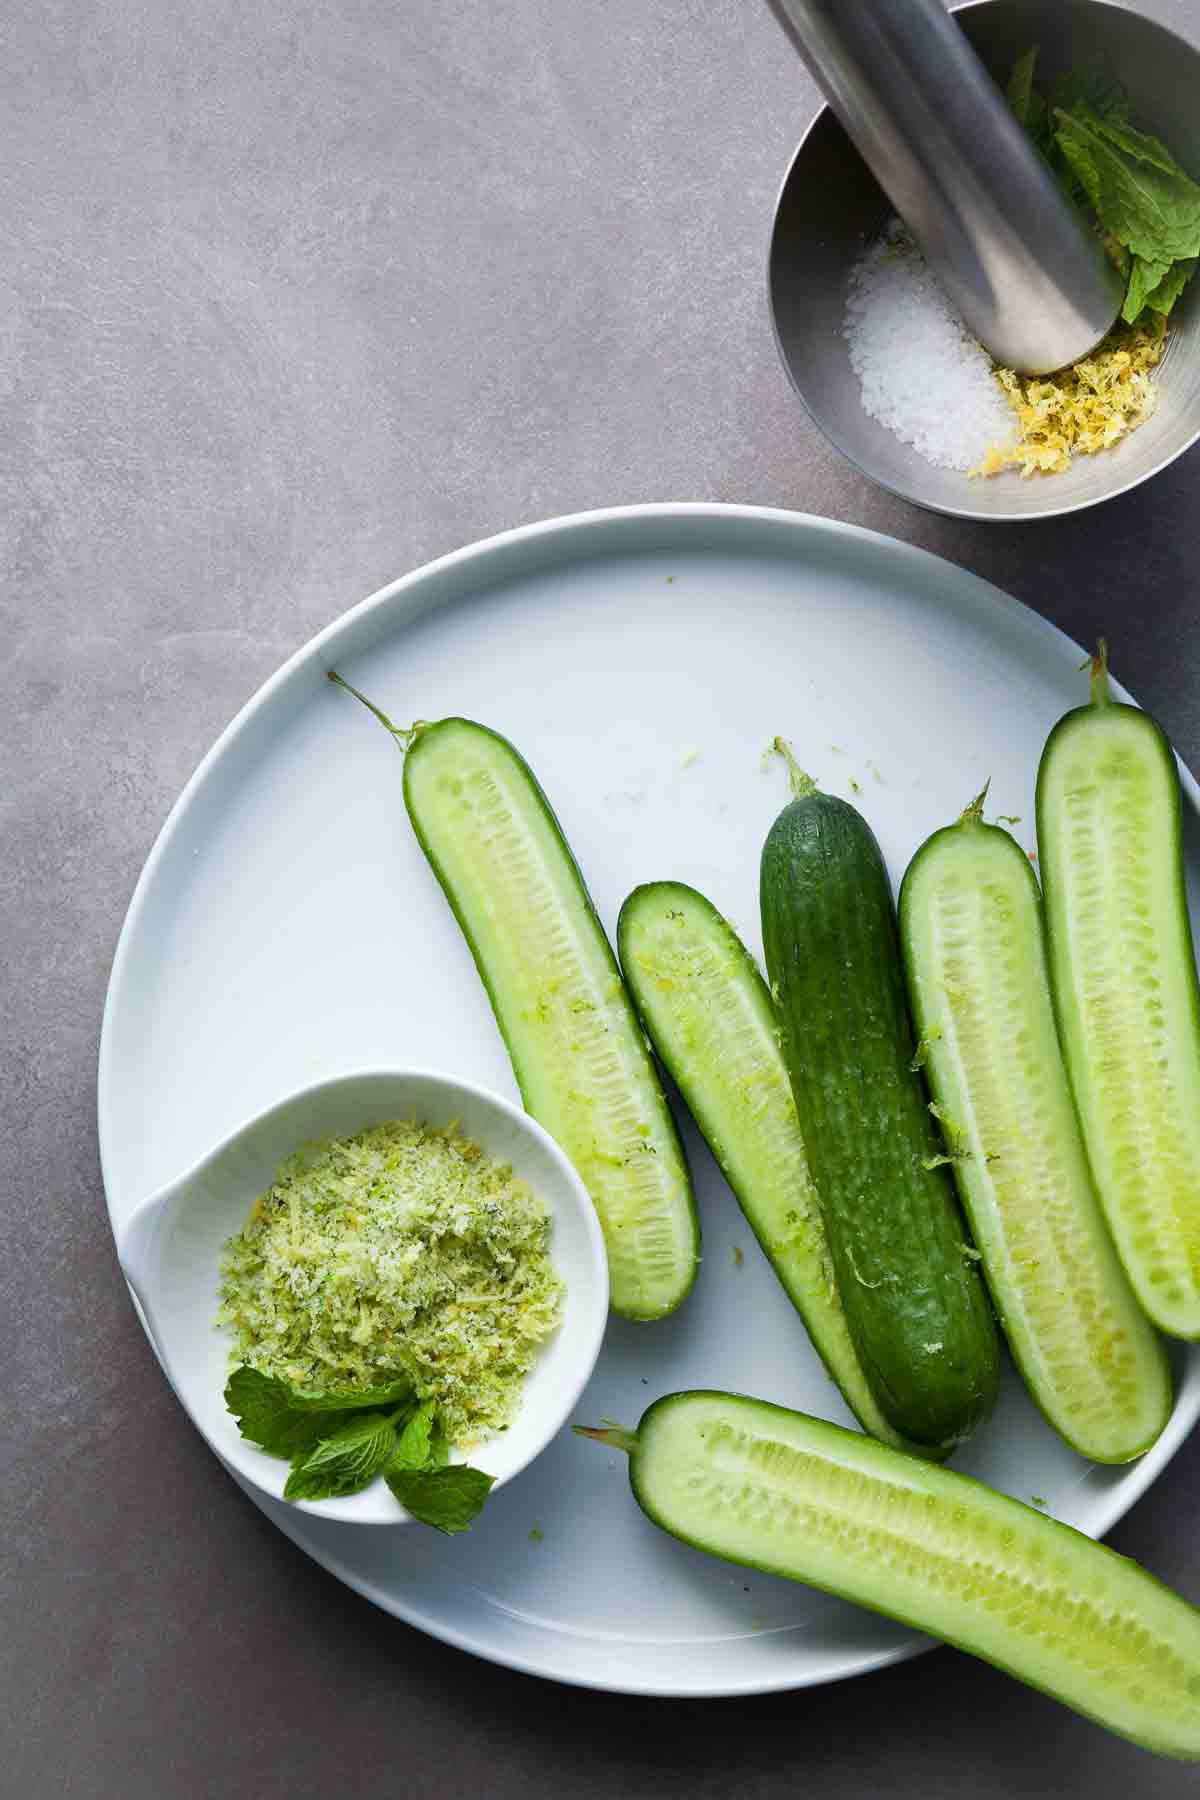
{"left": 117, "top": 1067, "right": 609, "bottom": 1524}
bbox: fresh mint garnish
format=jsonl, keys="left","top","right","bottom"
{"left": 284, "top": 1412, "right": 399, "bottom": 1501}
{"left": 224, "top": 1366, "right": 413, "bottom": 1458}
{"left": 385, "top": 1464, "right": 496, "bottom": 1535}
{"left": 225, "top": 1367, "right": 493, "bottom": 1526}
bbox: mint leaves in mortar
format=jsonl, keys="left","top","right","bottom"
{"left": 1008, "top": 48, "right": 1200, "bottom": 324}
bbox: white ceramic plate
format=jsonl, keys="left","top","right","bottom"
{"left": 98, "top": 504, "right": 1200, "bottom": 1698}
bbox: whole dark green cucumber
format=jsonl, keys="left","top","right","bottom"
{"left": 760, "top": 762, "right": 999, "bottom": 1456}
{"left": 617, "top": 879, "right": 913, "bottom": 1451}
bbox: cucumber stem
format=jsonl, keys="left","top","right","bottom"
{"left": 1089, "top": 639, "right": 1112, "bottom": 708}
{"left": 573, "top": 1422, "right": 640, "bottom": 1456}
{"left": 959, "top": 779, "right": 991, "bottom": 825}
{"left": 770, "top": 736, "right": 819, "bottom": 800}
{"left": 328, "top": 670, "right": 423, "bottom": 750}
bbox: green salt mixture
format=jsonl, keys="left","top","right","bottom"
{"left": 217, "top": 1120, "right": 563, "bottom": 1448}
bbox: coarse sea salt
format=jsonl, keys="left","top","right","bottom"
{"left": 844, "top": 223, "right": 1015, "bottom": 471}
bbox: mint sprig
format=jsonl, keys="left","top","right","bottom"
{"left": 1053, "top": 110, "right": 1200, "bottom": 270}
{"left": 224, "top": 1365, "right": 494, "bottom": 1528}
{"left": 1007, "top": 47, "right": 1200, "bottom": 325}
{"left": 224, "top": 1366, "right": 413, "bottom": 1458}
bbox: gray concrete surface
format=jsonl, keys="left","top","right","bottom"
{"left": 4, "top": 1, "right": 1200, "bottom": 1794}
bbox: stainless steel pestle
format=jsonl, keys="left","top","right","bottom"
{"left": 766, "top": 0, "right": 1123, "bottom": 373}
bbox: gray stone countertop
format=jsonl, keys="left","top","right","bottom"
{"left": 4, "top": 1, "right": 1200, "bottom": 1794}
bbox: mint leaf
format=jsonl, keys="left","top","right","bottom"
{"left": 225, "top": 1367, "right": 354, "bottom": 1458}
{"left": 385, "top": 1464, "right": 496, "bottom": 1534}
{"left": 1054, "top": 111, "right": 1200, "bottom": 264}
{"left": 1083, "top": 111, "right": 1186, "bottom": 179}
{"left": 1051, "top": 64, "right": 1128, "bottom": 124}
{"left": 1009, "top": 53, "right": 1200, "bottom": 320}
{"left": 1123, "top": 253, "right": 1173, "bottom": 323}
{"left": 1143, "top": 256, "right": 1197, "bottom": 317}
{"left": 1006, "top": 47, "right": 1054, "bottom": 159}
{"left": 426, "top": 1422, "right": 451, "bottom": 1470}
{"left": 1006, "top": 46, "right": 1040, "bottom": 132}
{"left": 224, "top": 1366, "right": 412, "bottom": 1458}
{"left": 278, "top": 1374, "right": 413, "bottom": 1412}
{"left": 392, "top": 1399, "right": 437, "bottom": 1471}
{"left": 284, "top": 1412, "right": 398, "bottom": 1501}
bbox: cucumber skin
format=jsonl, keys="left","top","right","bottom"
{"left": 623, "top": 1390, "right": 1200, "bottom": 1760}
{"left": 402, "top": 717, "right": 699, "bottom": 1321}
{"left": 1037, "top": 700, "right": 1200, "bottom": 1339}
{"left": 617, "top": 880, "right": 912, "bottom": 1452}
{"left": 899, "top": 817, "right": 1172, "bottom": 1463}
{"left": 760, "top": 794, "right": 999, "bottom": 1456}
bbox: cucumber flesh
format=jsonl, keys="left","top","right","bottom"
{"left": 1038, "top": 653, "right": 1200, "bottom": 1338}
{"left": 585, "top": 1391, "right": 1200, "bottom": 1760}
{"left": 618, "top": 880, "right": 911, "bottom": 1450}
{"left": 900, "top": 807, "right": 1172, "bottom": 1462}
{"left": 331, "top": 684, "right": 700, "bottom": 1321}
{"left": 761, "top": 788, "right": 999, "bottom": 1456}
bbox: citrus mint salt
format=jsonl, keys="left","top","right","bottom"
{"left": 218, "top": 1120, "right": 563, "bottom": 1449}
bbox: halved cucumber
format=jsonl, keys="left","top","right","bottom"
{"left": 900, "top": 795, "right": 1172, "bottom": 1462}
{"left": 760, "top": 771, "right": 999, "bottom": 1456}
{"left": 1038, "top": 647, "right": 1200, "bottom": 1339}
{"left": 617, "top": 880, "right": 911, "bottom": 1450}
{"left": 580, "top": 1391, "right": 1200, "bottom": 1759}
{"left": 330, "top": 678, "right": 699, "bottom": 1320}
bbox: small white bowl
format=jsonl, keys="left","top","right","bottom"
{"left": 117, "top": 1068, "right": 609, "bottom": 1524}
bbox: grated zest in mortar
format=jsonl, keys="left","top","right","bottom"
{"left": 844, "top": 222, "right": 1164, "bottom": 478}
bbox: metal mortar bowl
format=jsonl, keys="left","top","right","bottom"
{"left": 768, "top": 0, "right": 1200, "bottom": 521}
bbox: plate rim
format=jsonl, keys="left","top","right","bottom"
{"left": 97, "top": 501, "right": 1200, "bottom": 1698}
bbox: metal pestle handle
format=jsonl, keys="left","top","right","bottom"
{"left": 767, "top": 0, "right": 1123, "bottom": 374}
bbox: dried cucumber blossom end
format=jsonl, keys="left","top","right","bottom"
{"left": 971, "top": 316, "right": 1166, "bottom": 479}
{"left": 216, "top": 1120, "right": 564, "bottom": 1450}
